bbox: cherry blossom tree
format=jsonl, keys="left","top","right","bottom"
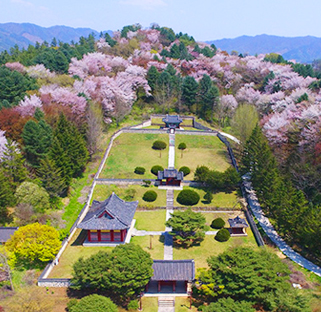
{"left": 0, "top": 130, "right": 8, "bottom": 160}
{"left": 17, "top": 95, "right": 42, "bottom": 116}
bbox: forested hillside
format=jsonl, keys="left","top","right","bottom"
{"left": 0, "top": 24, "right": 321, "bottom": 265}
{"left": 0, "top": 22, "right": 112, "bottom": 52}
{"left": 208, "top": 34, "right": 321, "bottom": 63}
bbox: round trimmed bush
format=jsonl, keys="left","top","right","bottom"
{"left": 215, "top": 228, "right": 230, "bottom": 242}
{"left": 69, "top": 294, "right": 117, "bottom": 312}
{"left": 143, "top": 190, "right": 157, "bottom": 202}
{"left": 179, "top": 166, "right": 190, "bottom": 177}
{"left": 177, "top": 189, "right": 200, "bottom": 206}
{"left": 134, "top": 166, "right": 145, "bottom": 175}
{"left": 211, "top": 217, "right": 225, "bottom": 229}
{"left": 152, "top": 140, "right": 167, "bottom": 150}
{"left": 151, "top": 165, "right": 164, "bottom": 176}
{"left": 178, "top": 142, "right": 186, "bottom": 150}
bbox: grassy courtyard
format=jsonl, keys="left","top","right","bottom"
{"left": 173, "top": 230, "right": 258, "bottom": 269}
{"left": 91, "top": 184, "right": 167, "bottom": 208}
{"left": 175, "top": 134, "right": 230, "bottom": 180}
{"left": 100, "top": 132, "right": 169, "bottom": 179}
{"left": 49, "top": 229, "right": 113, "bottom": 279}
{"left": 134, "top": 210, "right": 166, "bottom": 231}
{"left": 174, "top": 187, "right": 241, "bottom": 209}
{"left": 131, "top": 235, "right": 164, "bottom": 260}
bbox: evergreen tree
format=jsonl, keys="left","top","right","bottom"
{"left": 146, "top": 66, "right": 160, "bottom": 93}
{"left": 182, "top": 76, "right": 198, "bottom": 108}
{"left": 49, "top": 114, "right": 88, "bottom": 188}
{"left": 37, "top": 157, "right": 67, "bottom": 197}
{"left": 165, "top": 208, "right": 208, "bottom": 247}
{"left": 22, "top": 119, "right": 53, "bottom": 168}
{"left": 0, "top": 66, "right": 37, "bottom": 105}
{"left": 1, "top": 140, "right": 27, "bottom": 189}
{"left": 198, "top": 74, "right": 219, "bottom": 120}
{"left": 0, "top": 169, "right": 14, "bottom": 224}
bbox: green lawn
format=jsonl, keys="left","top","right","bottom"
{"left": 131, "top": 235, "right": 164, "bottom": 260}
{"left": 203, "top": 211, "right": 246, "bottom": 227}
{"left": 175, "top": 297, "right": 198, "bottom": 312}
{"left": 134, "top": 210, "right": 166, "bottom": 231}
{"left": 100, "top": 133, "right": 169, "bottom": 179}
{"left": 49, "top": 229, "right": 113, "bottom": 278}
{"left": 173, "top": 229, "right": 258, "bottom": 269}
{"left": 175, "top": 135, "right": 230, "bottom": 180}
{"left": 174, "top": 187, "right": 241, "bottom": 209}
{"left": 141, "top": 297, "right": 158, "bottom": 312}
{"left": 91, "top": 184, "right": 167, "bottom": 208}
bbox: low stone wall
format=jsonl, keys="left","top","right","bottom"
{"left": 38, "top": 278, "right": 71, "bottom": 287}
{"left": 175, "top": 129, "right": 218, "bottom": 136}
{"left": 96, "top": 178, "right": 156, "bottom": 186}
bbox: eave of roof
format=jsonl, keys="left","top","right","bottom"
{"left": 78, "top": 193, "right": 138, "bottom": 230}
{"left": 151, "top": 260, "right": 195, "bottom": 281}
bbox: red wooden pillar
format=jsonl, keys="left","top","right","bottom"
{"left": 98, "top": 230, "right": 101, "bottom": 242}
{"left": 111, "top": 230, "right": 114, "bottom": 242}
{"left": 121, "top": 229, "right": 126, "bottom": 242}
{"left": 88, "top": 231, "right": 91, "bottom": 242}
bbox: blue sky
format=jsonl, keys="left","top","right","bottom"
{"left": 1, "top": 0, "right": 321, "bottom": 41}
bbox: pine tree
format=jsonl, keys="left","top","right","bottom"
{"left": 182, "top": 76, "right": 198, "bottom": 108}
{"left": 22, "top": 119, "right": 53, "bottom": 168}
{"left": 49, "top": 114, "right": 88, "bottom": 188}
{"left": 1, "top": 140, "right": 27, "bottom": 189}
{"left": 37, "top": 157, "right": 67, "bottom": 197}
{"left": 0, "top": 169, "right": 14, "bottom": 224}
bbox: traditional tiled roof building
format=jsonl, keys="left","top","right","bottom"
{"left": 228, "top": 216, "right": 249, "bottom": 235}
{"left": 78, "top": 193, "right": 138, "bottom": 245}
{"left": 162, "top": 115, "right": 183, "bottom": 129}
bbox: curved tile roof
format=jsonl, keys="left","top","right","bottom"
{"left": 78, "top": 193, "right": 138, "bottom": 230}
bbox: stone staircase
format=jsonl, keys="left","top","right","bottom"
{"left": 158, "top": 297, "right": 175, "bottom": 312}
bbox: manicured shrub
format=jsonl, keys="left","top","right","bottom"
{"left": 179, "top": 166, "right": 190, "bottom": 176}
{"left": 127, "top": 300, "right": 139, "bottom": 311}
{"left": 69, "top": 294, "right": 117, "bottom": 312}
{"left": 151, "top": 165, "right": 164, "bottom": 176}
{"left": 152, "top": 140, "right": 167, "bottom": 150}
{"left": 143, "top": 190, "right": 157, "bottom": 202}
{"left": 178, "top": 143, "right": 187, "bottom": 158}
{"left": 215, "top": 228, "right": 230, "bottom": 242}
{"left": 134, "top": 166, "right": 145, "bottom": 175}
{"left": 143, "top": 180, "right": 151, "bottom": 187}
{"left": 211, "top": 217, "right": 225, "bottom": 229}
{"left": 204, "top": 192, "right": 213, "bottom": 203}
{"left": 177, "top": 189, "right": 200, "bottom": 206}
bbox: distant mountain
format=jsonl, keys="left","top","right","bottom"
{"left": 0, "top": 22, "right": 113, "bottom": 52}
{"left": 207, "top": 34, "right": 321, "bottom": 63}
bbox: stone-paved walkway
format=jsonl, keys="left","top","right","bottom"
{"left": 244, "top": 180, "right": 321, "bottom": 277}
{"left": 164, "top": 189, "right": 174, "bottom": 260}
{"left": 168, "top": 133, "right": 175, "bottom": 169}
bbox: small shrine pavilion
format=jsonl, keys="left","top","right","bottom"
{"left": 78, "top": 193, "right": 138, "bottom": 245}
{"left": 157, "top": 168, "right": 184, "bottom": 186}
{"left": 146, "top": 260, "right": 195, "bottom": 293}
{"left": 162, "top": 115, "right": 183, "bottom": 129}
{"left": 228, "top": 216, "right": 249, "bottom": 235}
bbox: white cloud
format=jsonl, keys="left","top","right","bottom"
{"left": 120, "top": 0, "right": 167, "bottom": 10}
{"left": 10, "top": 0, "right": 33, "bottom": 7}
